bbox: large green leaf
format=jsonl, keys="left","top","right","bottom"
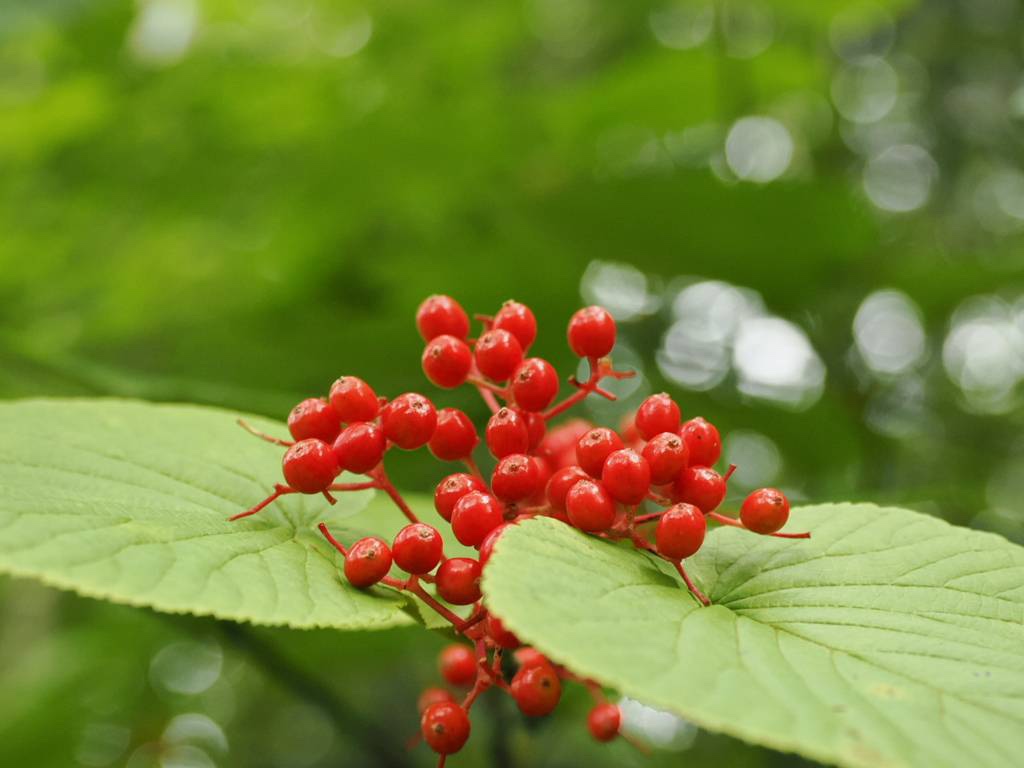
{"left": 0, "top": 398, "right": 432, "bottom": 630}
{"left": 482, "top": 505, "right": 1024, "bottom": 768}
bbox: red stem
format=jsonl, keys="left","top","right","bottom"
{"left": 674, "top": 561, "right": 711, "bottom": 606}
{"left": 707, "top": 512, "right": 810, "bottom": 539}
{"left": 542, "top": 358, "right": 635, "bottom": 421}
{"left": 237, "top": 418, "right": 294, "bottom": 447}
{"left": 229, "top": 484, "right": 296, "bottom": 521}
{"left": 318, "top": 522, "right": 349, "bottom": 556}
{"left": 370, "top": 465, "right": 420, "bottom": 524}
{"left": 633, "top": 511, "right": 664, "bottom": 525}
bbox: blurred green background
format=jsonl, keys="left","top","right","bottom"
{"left": 2, "top": 0, "right": 1023, "bottom": 765}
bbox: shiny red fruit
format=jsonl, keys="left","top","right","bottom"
{"left": 601, "top": 448, "right": 651, "bottom": 505}
{"left": 422, "top": 335, "right": 473, "bottom": 389}
{"left": 439, "top": 644, "right": 477, "bottom": 687}
{"left": 332, "top": 422, "right": 386, "bottom": 473}
{"left": 575, "top": 427, "right": 625, "bottom": 477}
{"left": 546, "top": 465, "right": 590, "bottom": 512}
{"left": 565, "top": 479, "right": 616, "bottom": 532}
{"left": 474, "top": 328, "right": 524, "bottom": 382}
{"left": 673, "top": 466, "right": 727, "bottom": 513}
{"left": 680, "top": 417, "right": 721, "bottom": 468}
{"left": 428, "top": 407, "right": 479, "bottom": 461}
{"left": 567, "top": 305, "right": 616, "bottom": 358}
{"left": 642, "top": 432, "right": 689, "bottom": 485}
{"left": 485, "top": 407, "right": 530, "bottom": 458}
{"left": 491, "top": 453, "right": 542, "bottom": 503}
{"left": 287, "top": 398, "right": 341, "bottom": 443}
{"left": 328, "top": 376, "right": 379, "bottom": 423}
{"left": 655, "top": 503, "right": 706, "bottom": 560}
{"left": 740, "top": 487, "right": 790, "bottom": 534}
{"left": 381, "top": 393, "right": 437, "bottom": 450}
{"left": 343, "top": 537, "right": 392, "bottom": 588}
{"left": 434, "top": 473, "right": 487, "bottom": 522}
{"left": 282, "top": 439, "right": 338, "bottom": 493}
{"left": 511, "top": 357, "right": 559, "bottom": 412}
{"left": 493, "top": 300, "right": 537, "bottom": 351}
{"left": 435, "top": 558, "right": 483, "bottom": 605}
{"left": 392, "top": 523, "right": 444, "bottom": 575}
{"left": 416, "top": 295, "right": 470, "bottom": 342}
{"left": 587, "top": 703, "right": 621, "bottom": 742}
{"left": 634, "top": 393, "right": 681, "bottom": 440}
{"left": 511, "top": 663, "right": 562, "bottom": 717}
{"left": 451, "top": 491, "right": 504, "bottom": 547}
{"left": 421, "top": 702, "right": 471, "bottom": 755}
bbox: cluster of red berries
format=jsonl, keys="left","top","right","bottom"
{"left": 232, "top": 295, "right": 809, "bottom": 765}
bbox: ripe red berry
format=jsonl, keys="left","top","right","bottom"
{"left": 567, "top": 305, "right": 616, "bottom": 358}
{"left": 601, "top": 448, "right": 651, "bottom": 505}
{"left": 435, "top": 557, "right": 483, "bottom": 604}
{"left": 491, "top": 453, "right": 542, "bottom": 503}
{"left": 513, "top": 647, "right": 549, "bottom": 670}
{"left": 511, "top": 357, "right": 559, "bottom": 412}
{"left": 451, "top": 491, "right": 504, "bottom": 547}
{"left": 634, "top": 393, "right": 681, "bottom": 440}
{"left": 740, "top": 487, "right": 790, "bottom": 534}
{"left": 332, "top": 422, "right": 386, "bottom": 473}
{"left": 485, "top": 407, "right": 529, "bottom": 458}
{"left": 524, "top": 411, "right": 547, "bottom": 450}
{"left": 587, "top": 703, "right": 621, "bottom": 742}
{"left": 328, "top": 376, "right": 379, "bottom": 423}
{"left": 434, "top": 473, "right": 487, "bottom": 522}
{"left": 527, "top": 455, "right": 552, "bottom": 505}
{"left": 642, "top": 432, "right": 689, "bottom": 485}
{"left": 510, "top": 663, "right": 562, "bottom": 717}
{"left": 474, "top": 328, "right": 524, "bottom": 382}
{"left": 546, "top": 465, "right": 590, "bottom": 512}
{"left": 428, "top": 408, "right": 479, "bottom": 461}
{"left": 282, "top": 439, "right": 338, "bottom": 493}
{"left": 575, "top": 427, "right": 625, "bottom": 477}
{"left": 421, "top": 701, "right": 471, "bottom": 755}
{"left": 478, "top": 523, "right": 509, "bottom": 566}
{"left": 673, "top": 466, "right": 727, "bottom": 513}
{"left": 422, "top": 335, "right": 473, "bottom": 389}
{"left": 536, "top": 418, "right": 592, "bottom": 468}
{"left": 680, "top": 417, "right": 722, "bottom": 467}
{"left": 287, "top": 398, "right": 340, "bottom": 443}
{"left": 655, "top": 503, "right": 706, "bottom": 560}
{"left": 343, "top": 537, "right": 393, "bottom": 588}
{"left": 416, "top": 295, "right": 470, "bottom": 342}
{"left": 418, "top": 687, "right": 455, "bottom": 714}
{"left": 492, "top": 300, "right": 537, "bottom": 351}
{"left": 381, "top": 393, "right": 437, "bottom": 450}
{"left": 439, "top": 644, "right": 477, "bottom": 687}
{"left": 392, "top": 523, "right": 444, "bottom": 575}
{"left": 565, "top": 478, "right": 616, "bottom": 532}
{"left": 486, "top": 614, "right": 521, "bottom": 649}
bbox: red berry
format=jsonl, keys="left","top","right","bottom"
{"left": 451, "top": 491, "right": 504, "bottom": 547}
{"left": 478, "top": 523, "right": 509, "bottom": 566}
{"left": 381, "top": 393, "right": 437, "bottom": 450}
{"left": 567, "top": 305, "right": 616, "bottom": 358}
{"left": 422, "top": 335, "right": 473, "bottom": 389}
{"left": 546, "top": 465, "right": 590, "bottom": 512}
{"left": 418, "top": 687, "right": 455, "bottom": 714}
{"left": 655, "top": 503, "right": 706, "bottom": 560}
{"left": 421, "top": 702, "right": 471, "bottom": 755}
{"left": 332, "top": 422, "right": 386, "bottom": 473}
{"left": 510, "top": 663, "right": 562, "bottom": 717}
{"left": 439, "top": 644, "right": 477, "bottom": 687}
{"left": 328, "top": 376, "right": 379, "bottom": 423}
{"left": 485, "top": 407, "right": 529, "bottom": 458}
{"left": 392, "top": 523, "right": 444, "bottom": 575}
{"left": 416, "top": 295, "right": 470, "bottom": 342}
{"left": 601, "top": 448, "right": 651, "bottom": 505}
{"left": 680, "top": 417, "right": 722, "bottom": 467}
{"left": 434, "top": 473, "right": 487, "bottom": 522}
{"left": 524, "top": 411, "right": 547, "bottom": 450}
{"left": 474, "top": 329, "right": 524, "bottom": 382}
{"left": 575, "top": 427, "right": 625, "bottom": 477}
{"left": 740, "top": 487, "right": 790, "bottom": 534}
{"left": 642, "top": 432, "right": 689, "bottom": 485}
{"left": 486, "top": 614, "right": 521, "bottom": 649}
{"left": 491, "top": 453, "right": 542, "bottom": 503}
{"left": 511, "top": 358, "right": 559, "bottom": 412}
{"left": 435, "top": 557, "right": 483, "bottom": 604}
{"left": 565, "top": 479, "right": 616, "bottom": 532}
{"left": 343, "top": 537, "right": 392, "bottom": 588}
{"left": 492, "top": 300, "right": 537, "bottom": 351}
{"left": 634, "top": 393, "right": 681, "bottom": 440}
{"left": 536, "top": 418, "right": 593, "bottom": 468}
{"left": 513, "top": 647, "right": 549, "bottom": 669}
{"left": 673, "top": 466, "right": 727, "bottom": 512}
{"left": 527, "top": 455, "right": 552, "bottom": 505}
{"left": 620, "top": 411, "right": 641, "bottom": 444}
{"left": 282, "top": 439, "right": 338, "bottom": 493}
{"left": 429, "top": 408, "right": 479, "bottom": 461}
{"left": 587, "top": 703, "right": 621, "bottom": 742}
{"left": 287, "top": 398, "right": 341, "bottom": 443}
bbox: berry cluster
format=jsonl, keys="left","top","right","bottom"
{"left": 232, "top": 295, "right": 809, "bottom": 764}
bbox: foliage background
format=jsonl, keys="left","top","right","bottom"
{"left": 1, "top": 0, "right": 1022, "bottom": 765}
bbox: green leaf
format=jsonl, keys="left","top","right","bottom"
{"left": 0, "top": 398, "right": 430, "bottom": 630}
{"left": 482, "top": 505, "right": 1024, "bottom": 768}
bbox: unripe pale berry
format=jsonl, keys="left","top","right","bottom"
{"left": 511, "top": 663, "right": 562, "bottom": 717}
{"left": 680, "top": 417, "right": 721, "bottom": 467}
{"left": 428, "top": 407, "right": 478, "bottom": 461}
{"left": 642, "top": 432, "right": 689, "bottom": 485}
{"left": 434, "top": 473, "right": 486, "bottom": 522}
{"left": 451, "top": 491, "right": 504, "bottom": 547}
{"left": 634, "top": 393, "right": 681, "bottom": 440}
{"left": 601, "top": 448, "right": 651, "bottom": 505}
{"left": 439, "top": 644, "right": 477, "bottom": 687}
{"left": 485, "top": 407, "right": 529, "bottom": 458}
{"left": 575, "top": 427, "right": 625, "bottom": 477}
{"left": 282, "top": 439, "right": 338, "bottom": 493}
{"left": 673, "top": 466, "right": 727, "bottom": 513}
{"left": 328, "top": 376, "right": 379, "bottom": 423}
{"left": 392, "top": 523, "right": 444, "bottom": 575}
{"left": 381, "top": 392, "right": 437, "bottom": 450}
{"left": 587, "top": 703, "right": 621, "bottom": 742}
{"left": 422, "top": 335, "right": 473, "bottom": 389}
{"left": 565, "top": 478, "right": 616, "bottom": 532}
{"left": 491, "top": 453, "right": 542, "bottom": 503}
{"left": 421, "top": 701, "right": 471, "bottom": 755}
{"left": 474, "top": 328, "right": 524, "bottom": 382}
{"left": 435, "top": 557, "right": 483, "bottom": 604}
{"left": 655, "top": 503, "right": 706, "bottom": 560}
{"left": 287, "top": 398, "right": 341, "bottom": 443}
{"left": 511, "top": 357, "right": 559, "bottom": 412}
{"left": 740, "top": 487, "right": 790, "bottom": 534}
{"left": 343, "top": 537, "right": 392, "bottom": 588}
{"left": 332, "top": 422, "right": 386, "bottom": 473}
{"left": 567, "top": 305, "right": 616, "bottom": 358}
{"left": 493, "top": 300, "right": 537, "bottom": 351}
{"left": 417, "top": 295, "right": 470, "bottom": 341}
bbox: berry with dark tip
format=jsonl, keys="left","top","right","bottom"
{"left": 475, "top": 328, "right": 524, "bottom": 382}
{"left": 328, "top": 376, "right": 379, "bottom": 423}
{"left": 673, "top": 466, "right": 727, "bottom": 513}
{"left": 282, "top": 439, "right": 338, "bottom": 493}
{"left": 565, "top": 478, "right": 616, "bottom": 532}
{"left": 575, "top": 427, "right": 625, "bottom": 477}
{"left": 392, "top": 523, "right": 444, "bottom": 575}
{"left": 434, "top": 473, "right": 487, "bottom": 522}
{"left": 381, "top": 392, "right": 437, "bottom": 450}
{"left": 287, "top": 398, "right": 340, "bottom": 443}
{"left": 343, "top": 537, "right": 392, "bottom": 588}
{"left": 680, "top": 417, "right": 721, "bottom": 468}
{"left": 740, "top": 487, "right": 790, "bottom": 534}
{"left": 634, "top": 393, "right": 681, "bottom": 440}
{"left": 511, "top": 663, "right": 562, "bottom": 717}
{"left": 417, "top": 295, "right": 470, "bottom": 341}
{"left": 642, "top": 432, "right": 689, "bottom": 485}
{"left": 485, "top": 407, "right": 530, "bottom": 458}
{"left": 421, "top": 702, "right": 471, "bottom": 755}
{"left": 493, "top": 300, "right": 537, "bottom": 350}
{"left": 428, "top": 407, "right": 478, "bottom": 461}
{"left": 491, "top": 453, "right": 542, "bottom": 503}
{"left": 422, "top": 335, "right": 473, "bottom": 389}
{"left": 511, "top": 357, "right": 559, "bottom": 412}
